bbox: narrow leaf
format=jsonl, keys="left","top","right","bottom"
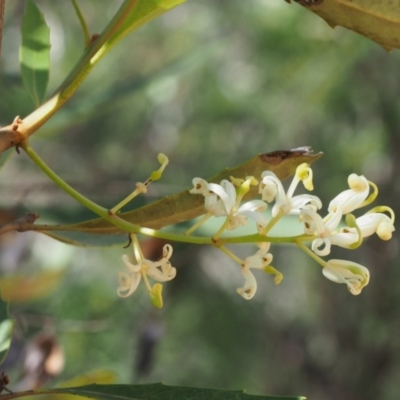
{"left": 105, "top": 0, "right": 186, "bottom": 49}
{"left": 0, "top": 290, "right": 13, "bottom": 366}
{"left": 19, "top": 0, "right": 51, "bottom": 106}
{"left": 1, "top": 383, "right": 306, "bottom": 400}
{"left": 293, "top": 0, "right": 400, "bottom": 51}
{"left": 23, "top": 148, "right": 322, "bottom": 240}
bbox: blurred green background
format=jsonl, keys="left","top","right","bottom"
{"left": 0, "top": 1, "right": 399, "bottom": 400}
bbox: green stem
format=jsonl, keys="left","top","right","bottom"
{"left": 111, "top": 188, "right": 141, "bottom": 214}
{"left": 218, "top": 245, "right": 244, "bottom": 265}
{"left": 71, "top": 0, "right": 91, "bottom": 47}
{"left": 261, "top": 212, "right": 283, "bottom": 235}
{"left": 21, "top": 142, "right": 109, "bottom": 218}
{"left": 295, "top": 239, "right": 326, "bottom": 268}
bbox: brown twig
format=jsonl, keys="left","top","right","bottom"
{"left": 0, "top": 212, "right": 39, "bottom": 235}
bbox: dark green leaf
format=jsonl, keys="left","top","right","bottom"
{"left": 19, "top": 0, "right": 51, "bottom": 106}
{"left": 2, "top": 383, "right": 306, "bottom": 400}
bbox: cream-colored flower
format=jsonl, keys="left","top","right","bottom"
{"left": 300, "top": 207, "right": 343, "bottom": 256}
{"left": 328, "top": 174, "right": 372, "bottom": 215}
{"left": 237, "top": 243, "right": 281, "bottom": 300}
{"left": 192, "top": 178, "right": 268, "bottom": 231}
{"left": 322, "top": 259, "right": 370, "bottom": 295}
{"left": 259, "top": 164, "right": 321, "bottom": 217}
{"left": 117, "top": 244, "right": 176, "bottom": 300}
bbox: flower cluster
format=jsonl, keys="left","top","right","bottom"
{"left": 189, "top": 164, "right": 395, "bottom": 299}
{"left": 115, "top": 153, "right": 394, "bottom": 307}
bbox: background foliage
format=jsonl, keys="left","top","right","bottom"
{"left": 0, "top": 1, "right": 399, "bottom": 400}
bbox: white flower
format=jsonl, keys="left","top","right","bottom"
{"left": 328, "top": 174, "right": 371, "bottom": 215}
{"left": 205, "top": 179, "right": 268, "bottom": 231}
{"left": 117, "top": 244, "right": 176, "bottom": 298}
{"left": 354, "top": 212, "right": 395, "bottom": 241}
{"left": 327, "top": 211, "right": 395, "bottom": 248}
{"left": 237, "top": 243, "right": 280, "bottom": 300}
{"left": 303, "top": 208, "right": 395, "bottom": 254}
{"left": 300, "top": 207, "right": 344, "bottom": 256}
{"left": 259, "top": 164, "right": 321, "bottom": 217}
{"left": 322, "top": 259, "right": 370, "bottom": 295}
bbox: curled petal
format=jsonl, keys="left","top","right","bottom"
{"left": 290, "top": 194, "right": 322, "bottom": 213}
{"left": 117, "top": 271, "right": 141, "bottom": 298}
{"left": 330, "top": 230, "right": 359, "bottom": 248}
{"left": 189, "top": 178, "right": 210, "bottom": 195}
{"left": 312, "top": 238, "right": 331, "bottom": 256}
{"left": 328, "top": 174, "right": 369, "bottom": 214}
{"left": 322, "top": 259, "right": 370, "bottom": 295}
{"left": 237, "top": 267, "right": 257, "bottom": 300}
{"left": 356, "top": 213, "right": 395, "bottom": 240}
{"left": 238, "top": 200, "right": 268, "bottom": 213}
{"left": 162, "top": 244, "right": 173, "bottom": 260}
{"left": 244, "top": 246, "right": 273, "bottom": 270}
{"left": 122, "top": 255, "right": 142, "bottom": 273}
{"left": 260, "top": 172, "right": 286, "bottom": 204}
{"left": 146, "top": 260, "right": 176, "bottom": 282}
{"left": 323, "top": 207, "right": 343, "bottom": 233}
{"left": 300, "top": 208, "right": 325, "bottom": 236}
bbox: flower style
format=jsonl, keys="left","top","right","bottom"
{"left": 117, "top": 243, "right": 176, "bottom": 308}
{"left": 322, "top": 259, "right": 370, "bottom": 295}
{"left": 259, "top": 163, "right": 322, "bottom": 217}
{"left": 237, "top": 243, "right": 282, "bottom": 300}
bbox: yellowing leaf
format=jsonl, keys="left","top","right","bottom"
{"left": 51, "top": 370, "right": 117, "bottom": 400}
{"left": 294, "top": 0, "right": 400, "bottom": 51}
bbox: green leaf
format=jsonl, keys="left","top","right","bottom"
{"left": 105, "top": 0, "right": 186, "bottom": 49}
{"left": 19, "top": 0, "right": 51, "bottom": 106}
{"left": 1, "top": 383, "right": 306, "bottom": 400}
{"left": 23, "top": 148, "right": 322, "bottom": 241}
{"left": 61, "top": 148, "right": 322, "bottom": 232}
{"left": 0, "top": 290, "right": 13, "bottom": 366}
